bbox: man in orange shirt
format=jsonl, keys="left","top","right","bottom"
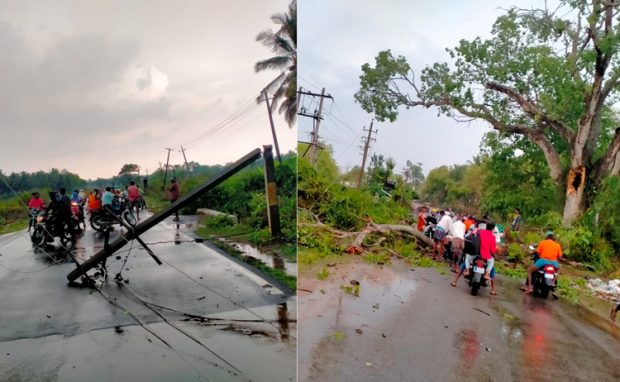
{"left": 417, "top": 207, "right": 426, "bottom": 232}
{"left": 525, "top": 231, "right": 562, "bottom": 293}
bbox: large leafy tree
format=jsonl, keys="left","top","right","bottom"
{"left": 401, "top": 160, "right": 425, "bottom": 188}
{"left": 355, "top": 0, "right": 620, "bottom": 224}
{"left": 255, "top": 0, "right": 297, "bottom": 126}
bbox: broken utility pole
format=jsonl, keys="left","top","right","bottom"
{"left": 262, "top": 90, "right": 282, "bottom": 164}
{"left": 67, "top": 148, "right": 263, "bottom": 282}
{"left": 263, "top": 145, "right": 281, "bottom": 237}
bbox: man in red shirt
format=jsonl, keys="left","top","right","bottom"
{"left": 127, "top": 181, "right": 140, "bottom": 220}
{"left": 27, "top": 192, "right": 46, "bottom": 210}
{"left": 168, "top": 177, "right": 180, "bottom": 221}
{"left": 463, "top": 221, "right": 496, "bottom": 281}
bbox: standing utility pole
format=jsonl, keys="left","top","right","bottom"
{"left": 162, "top": 147, "right": 173, "bottom": 190}
{"left": 357, "top": 119, "right": 377, "bottom": 188}
{"left": 297, "top": 87, "right": 333, "bottom": 166}
{"left": 180, "top": 146, "right": 191, "bottom": 175}
{"left": 263, "top": 90, "right": 282, "bottom": 164}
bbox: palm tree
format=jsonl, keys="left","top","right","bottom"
{"left": 255, "top": 0, "right": 297, "bottom": 127}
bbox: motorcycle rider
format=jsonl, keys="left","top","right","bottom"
{"left": 28, "top": 192, "right": 46, "bottom": 210}
{"left": 463, "top": 221, "right": 496, "bottom": 281}
{"left": 57, "top": 188, "right": 73, "bottom": 231}
{"left": 524, "top": 231, "right": 562, "bottom": 293}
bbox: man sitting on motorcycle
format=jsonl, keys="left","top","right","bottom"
{"left": 525, "top": 231, "right": 562, "bottom": 293}
{"left": 28, "top": 192, "right": 46, "bottom": 210}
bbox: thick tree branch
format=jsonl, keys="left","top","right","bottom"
{"left": 485, "top": 82, "right": 576, "bottom": 142}
{"left": 594, "top": 127, "right": 620, "bottom": 180}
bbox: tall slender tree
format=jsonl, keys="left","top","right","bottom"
{"left": 255, "top": 0, "right": 297, "bottom": 127}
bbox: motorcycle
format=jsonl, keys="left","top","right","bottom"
{"left": 31, "top": 210, "right": 76, "bottom": 252}
{"left": 465, "top": 255, "right": 488, "bottom": 296}
{"left": 528, "top": 245, "right": 558, "bottom": 299}
{"left": 70, "top": 200, "right": 86, "bottom": 233}
{"left": 89, "top": 196, "right": 136, "bottom": 232}
{"left": 28, "top": 208, "right": 42, "bottom": 234}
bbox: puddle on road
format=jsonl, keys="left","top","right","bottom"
{"left": 224, "top": 240, "right": 296, "bottom": 277}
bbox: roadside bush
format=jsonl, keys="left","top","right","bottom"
{"left": 205, "top": 214, "right": 235, "bottom": 228}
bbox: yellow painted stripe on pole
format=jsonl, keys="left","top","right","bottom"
{"left": 267, "top": 182, "right": 277, "bottom": 205}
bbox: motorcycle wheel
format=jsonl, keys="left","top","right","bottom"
{"left": 123, "top": 210, "right": 137, "bottom": 226}
{"left": 471, "top": 281, "right": 480, "bottom": 296}
{"left": 538, "top": 286, "right": 550, "bottom": 299}
{"left": 31, "top": 226, "right": 46, "bottom": 248}
{"left": 60, "top": 230, "right": 76, "bottom": 252}
{"left": 91, "top": 215, "right": 105, "bottom": 232}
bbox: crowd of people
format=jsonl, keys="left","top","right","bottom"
{"left": 415, "top": 206, "right": 562, "bottom": 296}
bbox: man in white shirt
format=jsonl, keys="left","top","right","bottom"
{"left": 450, "top": 215, "right": 466, "bottom": 272}
{"left": 433, "top": 210, "right": 453, "bottom": 261}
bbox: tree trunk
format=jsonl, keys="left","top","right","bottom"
{"left": 562, "top": 166, "right": 587, "bottom": 224}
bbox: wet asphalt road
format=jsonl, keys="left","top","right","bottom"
{"left": 299, "top": 260, "right": 620, "bottom": 382}
{"left": 0, "top": 215, "right": 295, "bottom": 382}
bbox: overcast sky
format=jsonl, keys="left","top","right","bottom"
{"left": 298, "top": 0, "right": 550, "bottom": 175}
{"left": 0, "top": 0, "right": 295, "bottom": 179}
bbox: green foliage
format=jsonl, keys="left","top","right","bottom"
{"left": 248, "top": 228, "right": 272, "bottom": 246}
{"left": 205, "top": 215, "right": 235, "bottom": 228}
{"left": 316, "top": 267, "right": 330, "bottom": 280}
{"left": 527, "top": 211, "right": 563, "bottom": 230}
{"left": 364, "top": 253, "right": 389, "bottom": 265}
{"left": 506, "top": 243, "right": 526, "bottom": 263}
{"left": 479, "top": 133, "right": 561, "bottom": 220}
{"left": 0, "top": 169, "right": 85, "bottom": 196}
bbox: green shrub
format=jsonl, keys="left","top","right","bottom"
{"left": 205, "top": 214, "right": 235, "bottom": 228}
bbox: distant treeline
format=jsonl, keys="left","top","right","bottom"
{"left": 0, "top": 169, "right": 86, "bottom": 196}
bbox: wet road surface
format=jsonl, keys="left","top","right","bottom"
{"left": 298, "top": 260, "right": 620, "bottom": 382}
{"left": 0, "top": 215, "right": 295, "bottom": 382}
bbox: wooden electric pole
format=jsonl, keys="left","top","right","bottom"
{"left": 263, "top": 90, "right": 282, "bottom": 164}
{"left": 297, "top": 87, "right": 333, "bottom": 166}
{"left": 162, "top": 147, "right": 172, "bottom": 190}
{"left": 180, "top": 146, "right": 191, "bottom": 175}
{"left": 357, "top": 119, "right": 376, "bottom": 188}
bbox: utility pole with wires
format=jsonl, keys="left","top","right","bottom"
{"left": 297, "top": 87, "right": 333, "bottom": 166}
{"left": 262, "top": 90, "right": 282, "bottom": 164}
{"left": 180, "top": 146, "right": 191, "bottom": 175}
{"left": 357, "top": 119, "right": 377, "bottom": 188}
{"left": 162, "top": 147, "right": 173, "bottom": 190}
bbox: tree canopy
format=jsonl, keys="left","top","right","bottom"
{"left": 255, "top": 0, "right": 297, "bottom": 126}
{"left": 356, "top": 0, "right": 620, "bottom": 223}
